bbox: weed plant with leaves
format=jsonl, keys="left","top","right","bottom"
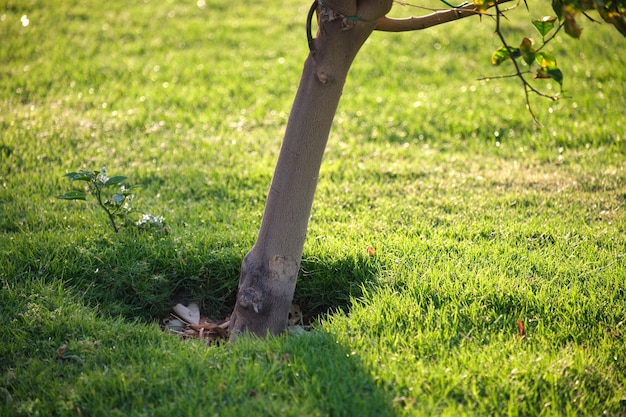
{"left": 58, "top": 168, "right": 166, "bottom": 233}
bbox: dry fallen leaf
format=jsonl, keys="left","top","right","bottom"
{"left": 172, "top": 302, "right": 200, "bottom": 325}
{"left": 163, "top": 318, "right": 186, "bottom": 332}
{"left": 517, "top": 320, "right": 525, "bottom": 339}
{"left": 162, "top": 304, "right": 230, "bottom": 344}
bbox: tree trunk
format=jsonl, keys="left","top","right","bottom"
{"left": 229, "top": 0, "right": 393, "bottom": 338}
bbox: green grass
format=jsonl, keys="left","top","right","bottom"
{"left": 1, "top": 0, "right": 625, "bottom": 415}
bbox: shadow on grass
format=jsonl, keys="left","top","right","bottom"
{"left": 0, "top": 277, "right": 396, "bottom": 416}
{"left": 5, "top": 229, "right": 381, "bottom": 326}
{"left": 214, "top": 330, "right": 396, "bottom": 416}
{"left": 295, "top": 252, "right": 380, "bottom": 322}
{"left": 1, "top": 228, "right": 393, "bottom": 415}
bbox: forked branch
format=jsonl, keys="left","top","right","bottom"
{"left": 375, "top": 0, "right": 514, "bottom": 32}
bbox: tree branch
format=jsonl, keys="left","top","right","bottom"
{"left": 375, "top": 0, "right": 514, "bottom": 32}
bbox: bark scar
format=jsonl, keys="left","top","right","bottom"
{"left": 316, "top": 71, "right": 333, "bottom": 84}
{"left": 269, "top": 256, "right": 299, "bottom": 285}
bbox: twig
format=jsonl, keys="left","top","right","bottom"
{"left": 477, "top": 71, "right": 532, "bottom": 81}
{"left": 94, "top": 187, "right": 119, "bottom": 233}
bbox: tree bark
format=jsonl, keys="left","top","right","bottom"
{"left": 229, "top": 0, "right": 393, "bottom": 338}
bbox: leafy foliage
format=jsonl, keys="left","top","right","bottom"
{"left": 475, "top": 0, "right": 625, "bottom": 122}
{"left": 556, "top": 0, "right": 626, "bottom": 36}
{"left": 488, "top": 18, "right": 565, "bottom": 86}
{"left": 58, "top": 168, "right": 165, "bottom": 233}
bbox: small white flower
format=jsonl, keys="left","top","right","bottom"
{"left": 98, "top": 167, "right": 109, "bottom": 184}
{"left": 136, "top": 213, "right": 165, "bottom": 228}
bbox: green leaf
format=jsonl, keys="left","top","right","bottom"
{"left": 532, "top": 16, "right": 557, "bottom": 37}
{"left": 551, "top": 0, "right": 563, "bottom": 19}
{"left": 64, "top": 172, "right": 93, "bottom": 182}
{"left": 491, "top": 46, "right": 520, "bottom": 66}
{"left": 548, "top": 68, "right": 563, "bottom": 85}
{"left": 536, "top": 52, "right": 558, "bottom": 69}
{"left": 519, "top": 38, "right": 536, "bottom": 66}
{"left": 535, "top": 51, "right": 563, "bottom": 85}
{"left": 104, "top": 176, "right": 127, "bottom": 187}
{"left": 57, "top": 190, "right": 87, "bottom": 200}
{"left": 564, "top": 13, "right": 582, "bottom": 38}
{"left": 536, "top": 67, "right": 564, "bottom": 85}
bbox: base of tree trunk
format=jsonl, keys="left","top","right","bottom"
{"left": 229, "top": 253, "right": 299, "bottom": 338}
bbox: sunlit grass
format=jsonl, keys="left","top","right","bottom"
{"left": 1, "top": 0, "right": 625, "bottom": 415}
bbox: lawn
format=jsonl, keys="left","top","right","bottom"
{"left": 1, "top": 0, "right": 625, "bottom": 415}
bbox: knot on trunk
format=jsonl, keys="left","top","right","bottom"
{"left": 316, "top": 71, "right": 333, "bottom": 84}
{"left": 237, "top": 287, "right": 263, "bottom": 313}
